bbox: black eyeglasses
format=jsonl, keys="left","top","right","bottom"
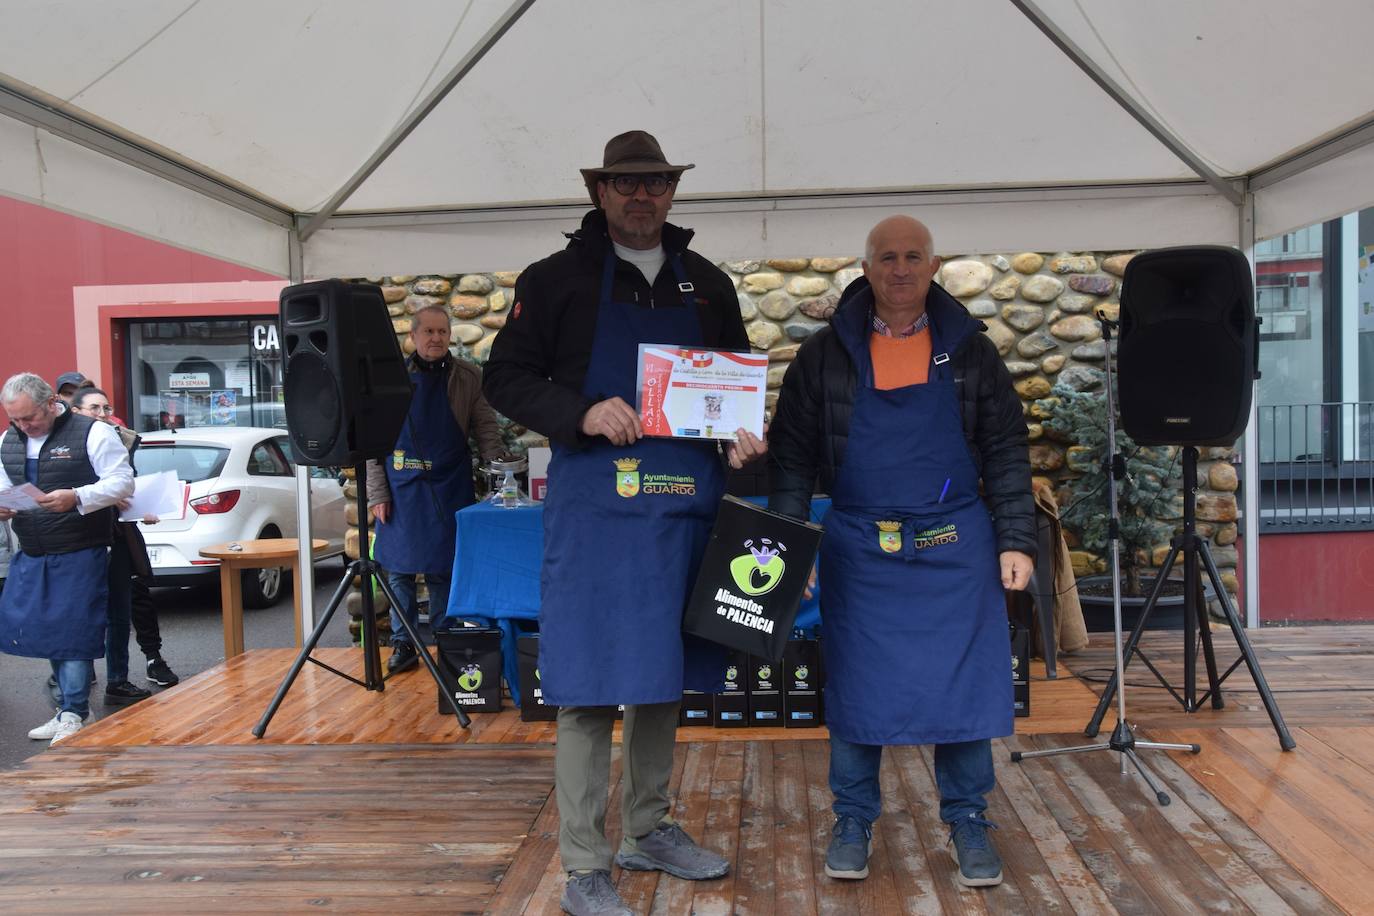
{"left": 607, "top": 174, "right": 673, "bottom": 197}
{"left": 81, "top": 405, "right": 114, "bottom": 415}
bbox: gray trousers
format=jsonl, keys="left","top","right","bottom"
{"left": 554, "top": 701, "right": 680, "bottom": 872}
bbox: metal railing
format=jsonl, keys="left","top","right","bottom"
{"left": 1257, "top": 401, "right": 1374, "bottom": 531}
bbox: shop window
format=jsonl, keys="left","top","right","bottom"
{"left": 126, "top": 319, "right": 284, "bottom": 433}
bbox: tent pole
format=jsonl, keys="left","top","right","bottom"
{"left": 288, "top": 224, "right": 317, "bottom": 636}
{"left": 1007, "top": 0, "right": 1242, "bottom": 206}
{"left": 297, "top": 0, "right": 538, "bottom": 242}
{"left": 1239, "top": 189, "right": 1261, "bottom": 628}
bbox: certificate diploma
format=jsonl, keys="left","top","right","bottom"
{"left": 636, "top": 345, "right": 769, "bottom": 441}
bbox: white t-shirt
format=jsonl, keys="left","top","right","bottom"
{"left": 613, "top": 241, "right": 667, "bottom": 287}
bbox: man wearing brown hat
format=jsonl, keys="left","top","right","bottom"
{"left": 484, "top": 131, "right": 765, "bottom": 916}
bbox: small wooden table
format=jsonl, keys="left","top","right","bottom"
{"left": 200, "top": 539, "right": 330, "bottom": 658}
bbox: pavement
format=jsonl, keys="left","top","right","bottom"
{"left": 0, "top": 561, "right": 362, "bottom": 770}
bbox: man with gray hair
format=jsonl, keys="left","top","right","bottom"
{"left": 769, "top": 215, "right": 1035, "bottom": 888}
{"left": 0, "top": 372, "right": 134, "bottom": 745}
{"left": 365, "top": 305, "right": 505, "bottom": 672}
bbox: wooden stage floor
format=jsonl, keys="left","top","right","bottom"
{"left": 1, "top": 626, "right": 1370, "bottom": 914}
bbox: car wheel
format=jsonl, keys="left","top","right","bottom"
{"left": 241, "top": 527, "right": 289, "bottom": 609}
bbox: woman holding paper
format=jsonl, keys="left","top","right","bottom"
{"left": 72, "top": 389, "right": 180, "bottom": 701}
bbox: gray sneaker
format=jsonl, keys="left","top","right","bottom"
{"left": 824, "top": 814, "right": 872, "bottom": 879}
{"left": 560, "top": 870, "right": 632, "bottom": 916}
{"left": 948, "top": 814, "right": 1003, "bottom": 887}
{"left": 615, "top": 821, "right": 729, "bottom": 880}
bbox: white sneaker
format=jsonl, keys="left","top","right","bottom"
{"left": 48, "top": 711, "right": 84, "bottom": 745}
{"left": 28, "top": 710, "right": 64, "bottom": 740}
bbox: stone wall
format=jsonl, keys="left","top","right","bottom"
{"left": 342, "top": 249, "right": 1241, "bottom": 635}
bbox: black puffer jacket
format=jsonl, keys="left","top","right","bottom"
{"left": 768, "top": 277, "right": 1037, "bottom": 557}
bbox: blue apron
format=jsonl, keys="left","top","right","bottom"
{"left": 539, "top": 250, "right": 725, "bottom": 706}
{"left": 820, "top": 322, "right": 1012, "bottom": 746}
{"left": 0, "top": 456, "right": 108, "bottom": 660}
{"left": 373, "top": 365, "right": 475, "bottom": 576}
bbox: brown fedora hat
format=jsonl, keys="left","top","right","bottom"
{"left": 579, "top": 130, "right": 694, "bottom": 206}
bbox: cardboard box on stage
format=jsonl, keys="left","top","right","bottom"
{"left": 527, "top": 446, "right": 550, "bottom": 501}
{"left": 783, "top": 638, "right": 824, "bottom": 728}
{"left": 683, "top": 495, "right": 823, "bottom": 663}
{"left": 680, "top": 690, "right": 712, "bottom": 726}
{"left": 1010, "top": 624, "right": 1030, "bottom": 718}
{"left": 434, "top": 625, "right": 504, "bottom": 714}
{"left": 713, "top": 649, "right": 749, "bottom": 728}
{"left": 747, "top": 655, "right": 784, "bottom": 726}
{"left": 516, "top": 636, "right": 558, "bottom": 722}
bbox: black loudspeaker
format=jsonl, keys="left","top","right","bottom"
{"left": 1117, "top": 246, "right": 1258, "bottom": 446}
{"left": 280, "top": 279, "right": 413, "bottom": 466}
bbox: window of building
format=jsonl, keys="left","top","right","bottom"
{"left": 1257, "top": 213, "right": 1374, "bottom": 530}
{"left": 125, "top": 318, "right": 285, "bottom": 433}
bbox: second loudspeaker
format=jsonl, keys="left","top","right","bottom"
{"left": 1117, "top": 246, "right": 1257, "bottom": 447}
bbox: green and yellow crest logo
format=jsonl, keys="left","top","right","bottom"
{"left": 392, "top": 449, "right": 405, "bottom": 471}
{"left": 877, "top": 520, "right": 902, "bottom": 553}
{"left": 457, "top": 664, "right": 483, "bottom": 692}
{"left": 614, "top": 457, "right": 641, "bottom": 498}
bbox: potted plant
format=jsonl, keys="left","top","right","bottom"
{"left": 1042, "top": 382, "right": 1198, "bottom": 630}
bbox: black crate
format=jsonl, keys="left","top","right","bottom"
{"left": 680, "top": 690, "right": 713, "bottom": 727}
{"left": 783, "top": 638, "right": 824, "bottom": 728}
{"left": 747, "top": 655, "right": 784, "bottom": 727}
{"left": 714, "top": 649, "right": 749, "bottom": 728}
{"left": 1011, "top": 624, "right": 1030, "bottom": 718}
{"left": 516, "top": 636, "right": 557, "bottom": 721}
{"left": 434, "top": 625, "right": 503, "bottom": 714}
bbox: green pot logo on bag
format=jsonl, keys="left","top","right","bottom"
{"left": 728, "top": 538, "right": 787, "bottom": 596}
{"left": 458, "top": 664, "right": 483, "bottom": 692}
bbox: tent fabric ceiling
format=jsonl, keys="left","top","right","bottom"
{"left": 1, "top": 0, "right": 1372, "bottom": 276}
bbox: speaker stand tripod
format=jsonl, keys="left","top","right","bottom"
{"left": 1011, "top": 312, "right": 1201, "bottom": 806}
{"left": 253, "top": 458, "right": 470, "bottom": 737}
{"left": 1084, "top": 444, "right": 1295, "bottom": 750}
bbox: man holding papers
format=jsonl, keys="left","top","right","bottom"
{"left": 484, "top": 130, "right": 764, "bottom": 916}
{"left": 0, "top": 373, "right": 133, "bottom": 745}
{"left": 769, "top": 216, "right": 1036, "bottom": 888}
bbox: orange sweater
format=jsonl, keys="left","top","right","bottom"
{"left": 869, "top": 330, "right": 931, "bottom": 389}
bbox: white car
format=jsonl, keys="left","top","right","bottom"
{"left": 134, "top": 427, "right": 347, "bottom": 608}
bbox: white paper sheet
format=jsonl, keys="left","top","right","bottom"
{"left": 119, "top": 471, "right": 186, "bottom": 522}
{"left": 0, "top": 483, "right": 44, "bottom": 511}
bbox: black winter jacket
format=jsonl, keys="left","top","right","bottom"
{"left": 483, "top": 209, "right": 746, "bottom": 446}
{"left": 768, "top": 277, "right": 1037, "bottom": 558}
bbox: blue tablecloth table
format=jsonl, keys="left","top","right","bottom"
{"left": 447, "top": 497, "right": 829, "bottom": 706}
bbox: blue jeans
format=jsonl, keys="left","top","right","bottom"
{"left": 52, "top": 658, "right": 94, "bottom": 719}
{"left": 830, "top": 736, "right": 995, "bottom": 825}
{"left": 105, "top": 537, "right": 133, "bottom": 683}
{"left": 385, "top": 571, "right": 451, "bottom": 647}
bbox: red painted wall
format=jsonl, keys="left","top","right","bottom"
{"left": 0, "top": 194, "right": 278, "bottom": 416}
{"left": 1255, "top": 531, "right": 1374, "bottom": 622}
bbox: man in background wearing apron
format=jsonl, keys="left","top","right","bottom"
{"left": 366, "top": 305, "right": 505, "bottom": 673}
{"left": 484, "top": 131, "right": 766, "bottom": 916}
{"left": 769, "top": 216, "right": 1036, "bottom": 888}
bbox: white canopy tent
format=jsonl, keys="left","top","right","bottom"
{"left": 4, "top": 0, "right": 1373, "bottom": 623}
